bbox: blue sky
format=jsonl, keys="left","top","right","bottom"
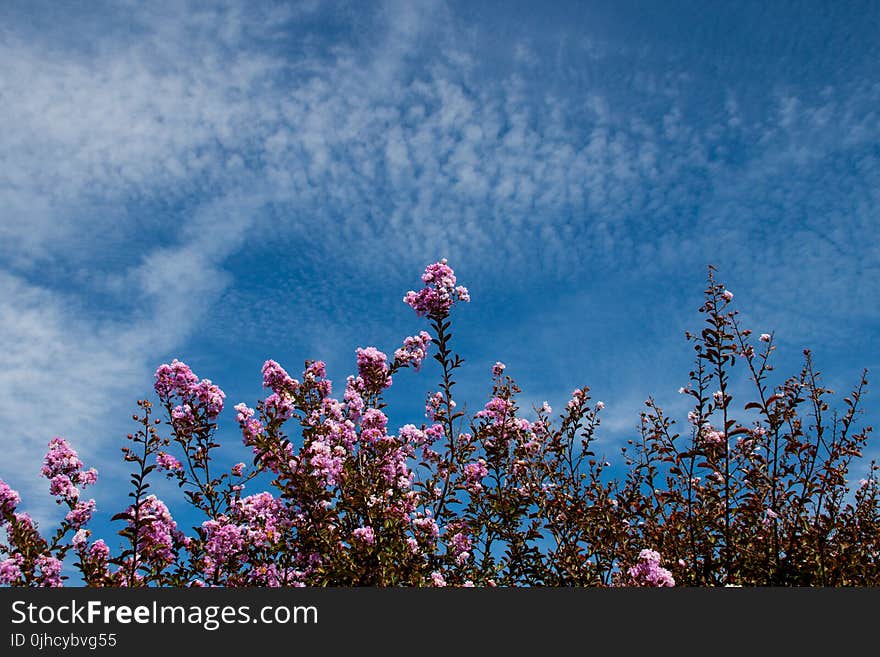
{"left": 1, "top": 0, "right": 878, "bottom": 538}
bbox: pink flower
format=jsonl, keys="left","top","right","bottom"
{"left": 156, "top": 452, "right": 182, "bottom": 472}
{"left": 413, "top": 516, "right": 440, "bottom": 540}
{"left": 625, "top": 549, "right": 675, "bottom": 587}
{"left": 425, "top": 391, "right": 445, "bottom": 420}
{"left": 399, "top": 424, "right": 427, "bottom": 447}
{"left": 0, "top": 480, "right": 20, "bottom": 517}
{"left": 202, "top": 517, "right": 244, "bottom": 568}
{"left": 722, "top": 290, "right": 734, "bottom": 302}
{"left": 449, "top": 531, "right": 472, "bottom": 565}
{"left": 492, "top": 361, "right": 506, "bottom": 377}
{"left": 304, "top": 360, "right": 327, "bottom": 380}
{"left": 36, "top": 555, "right": 63, "bottom": 587}
{"left": 234, "top": 403, "right": 265, "bottom": 447}
{"left": 430, "top": 571, "right": 447, "bottom": 587}
{"left": 72, "top": 528, "right": 89, "bottom": 549}
{"left": 89, "top": 540, "right": 110, "bottom": 562}
{"left": 760, "top": 333, "right": 771, "bottom": 342}
{"left": 192, "top": 379, "right": 226, "bottom": 418}
{"left": 702, "top": 427, "right": 725, "bottom": 447}
{"left": 231, "top": 462, "right": 245, "bottom": 477}
{"left": 424, "top": 423, "right": 444, "bottom": 443}
{"left": 361, "top": 408, "right": 389, "bottom": 443}
{"left": 171, "top": 404, "right": 196, "bottom": 429}
{"left": 475, "top": 397, "right": 513, "bottom": 424}
{"left": 353, "top": 526, "right": 376, "bottom": 545}
{"left": 394, "top": 331, "right": 432, "bottom": 371}
{"left": 344, "top": 377, "right": 366, "bottom": 422}
{"left": 125, "top": 495, "right": 179, "bottom": 565}
{"left": 463, "top": 459, "right": 489, "bottom": 494}
{"left": 233, "top": 492, "right": 288, "bottom": 546}
{"left": 154, "top": 359, "right": 198, "bottom": 400}
{"left": 0, "top": 554, "right": 23, "bottom": 585}
{"left": 307, "top": 440, "right": 344, "bottom": 487}
{"left": 762, "top": 508, "right": 779, "bottom": 527}
{"left": 261, "top": 359, "right": 299, "bottom": 394}
{"left": 567, "top": 388, "right": 586, "bottom": 411}
{"left": 154, "top": 359, "right": 225, "bottom": 418}
{"left": 404, "top": 259, "right": 470, "bottom": 318}
{"left": 41, "top": 438, "right": 96, "bottom": 503}
{"left": 65, "top": 499, "right": 96, "bottom": 528}
{"left": 356, "top": 346, "right": 392, "bottom": 392}
{"left": 264, "top": 392, "right": 294, "bottom": 420}
{"left": 79, "top": 469, "right": 98, "bottom": 487}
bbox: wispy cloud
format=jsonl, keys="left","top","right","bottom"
{"left": 1, "top": 0, "right": 877, "bottom": 511}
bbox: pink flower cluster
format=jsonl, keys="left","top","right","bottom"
{"left": 403, "top": 259, "right": 470, "bottom": 318}
{"left": 449, "top": 529, "right": 472, "bottom": 565}
{"left": 41, "top": 437, "right": 97, "bottom": 503}
{"left": 353, "top": 526, "right": 376, "bottom": 545}
{"left": 399, "top": 424, "right": 429, "bottom": 447}
{"left": 90, "top": 540, "right": 110, "bottom": 562}
{"left": 235, "top": 403, "right": 264, "bottom": 444}
{"left": 701, "top": 427, "right": 726, "bottom": 447}
{"left": 625, "top": 549, "right": 675, "bottom": 587}
{"left": 156, "top": 452, "right": 182, "bottom": 472}
{"left": 262, "top": 359, "right": 300, "bottom": 395}
{"left": 65, "top": 499, "right": 96, "bottom": 529}
{"left": 344, "top": 377, "right": 366, "bottom": 422}
{"left": 476, "top": 396, "right": 514, "bottom": 423}
{"left": 567, "top": 388, "right": 587, "bottom": 411}
{"left": 0, "top": 554, "right": 23, "bottom": 585}
{"left": 361, "top": 408, "right": 388, "bottom": 444}
{"left": 413, "top": 515, "right": 440, "bottom": 541}
{"left": 125, "top": 495, "right": 180, "bottom": 565}
{"left": 463, "top": 459, "right": 489, "bottom": 494}
{"left": 356, "top": 346, "right": 392, "bottom": 393}
{"left": 0, "top": 480, "right": 20, "bottom": 517}
{"left": 234, "top": 492, "right": 289, "bottom": 545}
{"left": 306, "top": 439, "right": 345, "bottom": 487}
{"left": 202, "top": 517, "right": 245, "bottom": 571}
{"left": 154, "top": 359, "right": 226, "bottom": 419}
{"left": 265, "top": 391, "right": 295, "bottom": 420}
{"left": 394, "top": 332, "right": 432, "bottom": 371}
{"left": 36, "top": 555, "right": 64, "bottom": 587}
{"left": 303, "top": 360, "right": 332, "bottom": 398}
{"left": 198, "top": 493, "right": 292, "bottom": 582}
{"left": 425, "top": 391, "right": 446, "bottom": 420}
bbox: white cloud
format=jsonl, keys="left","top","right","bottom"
{"left": 1, "top": 0, "right": 878, "bottom": 516}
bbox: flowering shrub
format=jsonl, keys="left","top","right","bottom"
{"left": 1, "top": 261, "right": 877, "bottom": 587}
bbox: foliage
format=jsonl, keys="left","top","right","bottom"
{"left": 1, "top": 261, "right": 876, "bottom": 587}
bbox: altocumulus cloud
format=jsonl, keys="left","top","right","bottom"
{"left": 1, "top": 0, "right": 878, "bottom": 515}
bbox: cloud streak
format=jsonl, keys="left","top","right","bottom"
{"left": 1, "top": 0, "right": 877, "bottom": 512}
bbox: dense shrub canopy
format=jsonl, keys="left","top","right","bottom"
{"left": 1, "top": 261, "right": 877, "bottom": 587}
